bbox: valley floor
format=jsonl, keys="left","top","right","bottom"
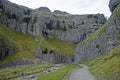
{"left": 70, "top": 64, "right": 95, "bottom": 80}
{"left": 0, "top": 64, "right": 78, "bottom": 80}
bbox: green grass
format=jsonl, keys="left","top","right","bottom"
{"left": 0, "top": 24, "right": 76, "bottom": 64}
{"left": 88, "top": 46, "right": 120, "bottom": 80}
{"left": 38, "top": 64, "right": 78, "bottom": 80}
{"left": 112, "top": 4, "right": 120, "bottom": 19}
{"left": 0, "top": 64, "right": 53, "bottom": 79}
{"left": 40, "top": 37, "right": 76, "bottom": 56}
{"left": 0, "top": 64, "right": 77, "bottom": 80}
{"left": 0, "top": 24, "right": 39, "bottom": 64}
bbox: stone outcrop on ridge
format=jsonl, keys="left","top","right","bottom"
{"left": 0, "top": 0, "right": 106, "bottom": 43}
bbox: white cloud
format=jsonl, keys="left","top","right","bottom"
{"left": 9, "top": 0, "right": 111, "bottom": 17}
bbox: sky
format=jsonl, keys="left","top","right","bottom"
{"left": 9, "top": 0, "right": 111, "bottom": 17}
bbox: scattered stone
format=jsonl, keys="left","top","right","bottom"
{"left": 43, "top": 64, "right": 64, "bottom": 73}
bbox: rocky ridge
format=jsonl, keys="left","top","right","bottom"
{"left": 0, "top": 0, "right": 106, "bottom": 43}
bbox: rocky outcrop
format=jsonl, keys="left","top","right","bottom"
{"left": 1, "top": 0, "right": 114, "bottom": 64}
{"left": 0, "top": 39, "right": 18, "bottom": 60}
{"left": 36, "top": 7, "right": 51, "bottom": 12}
{"left": 34, "top": 49, "right": 74, "bottom": 63}
{"left": 109, "top": 0, "right": 120, "bottom": 12}
{"left": 75, "top": 25, "right": 107, "bottom": 62}
{"left": 0, "top": 0, "right": 106, "bottom": 43}
{"left": 48, "top": 14, "right": 106, "bottom": 43}
{"left": 75, "top": 4, "right": 120, "bottom": 63}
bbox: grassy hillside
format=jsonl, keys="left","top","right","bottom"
{"left": 40, "top": 37, "right": 76, "bottom": 56}
{"left": 0, "top": 24, "right": 38, "bottom": 64}
{"left": 88, "top": 45, "right": 120, "bottom": 80}
{"left": 112, "top": 4, "right": 120, "bottom": 19}
{"left": 81, "top": 4, "right": 120, "bottom": 80}
{"left": 0, "top": 24, "right": 76, "bottom": 64}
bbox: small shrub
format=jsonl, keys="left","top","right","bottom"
{"left": 24, "top": 9, "right": 31, "bottom": 15}
{"left": 87, "top": 15, "right": 93, "bottom": 18}
{"left": 23, "top": 17, "right": 30, "bottom": 25}
{"left": 94, "top": 15, "right": 98, "bottom": 19}
{"left": 46, "top": 21, "right": 54, "bottom": 30}
{"left": 11, "top": 14, "right": 17, "bottom": 19}
{"left": 49, "top": 50, "right": 53, "bottom": 54}
{"left": 42, "top": 48, "right": 48, "bottom": 54}
{"left": 63, "top": 26, "right": 67, "bottom": 31}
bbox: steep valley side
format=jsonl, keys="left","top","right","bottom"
{"left": 0, "top": 0, "right": 120, "bottom": 80}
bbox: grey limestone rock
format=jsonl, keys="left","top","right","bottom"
{"left": 109, "top": 0, "right": 120, "bottom": 12}
{"left": 75, "top": 4, "right": 120, "bottom": 63}
{"left": 48, "top": 14, "right": 106, "bottom": 43}
{"left": 75, "top": 34, "right": 107, "bottom": 63}
{"left": 0, "top": 0, "right": 110, "bottom": 64}
{"left": 0, "top": 0, "right": 107, "bottom": 43}
{"left": 34, "top": 50, "right": 74, "bottom": 63}
{"left": 36, "top": 7, "right": 51, "bottom": 12}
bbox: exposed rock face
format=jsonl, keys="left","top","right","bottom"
{"left": 0, "top": 0, "right": 106, "bottom": 43}
{"left": 36, "top": 7, "right": 51, "bottom": 12}
{"left": 75, "top": 27, "right": 107, "bottom": 62}
{"left": 48, "top": 14, "right": 106, "bottom": 43}
{"left": 34, "top": 50, "right": 74, "bottom": 63}
{"left": 0, "top": 0, "right": 113, "bottom": 64}
{"left": 75, "top": 4, "right": 120, "bottom": 63}
{"left": 0, "top": 39, "right": 18, "bottom": 60}
{"left": 109, "top": 0, "right": 120, "bottom": 12}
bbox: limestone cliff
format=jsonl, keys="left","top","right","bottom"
{"left": 1, "top": 0, "right": 119, "bottom": 65}
{"left": 109, "top": 0, "right": 120, "bottom": 12}
{"left": 0, "top": 0, "right": 106, "bottom": 43}
{"left": 75, "top": 1, "right": 120, "bottom": 62}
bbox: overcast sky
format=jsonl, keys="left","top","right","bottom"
{"left": 9, "top": 0, "right": 111, "bottom": 17}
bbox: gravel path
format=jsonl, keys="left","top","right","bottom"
{"left": 70, "top": 64, "right": 95, "bottom": 80}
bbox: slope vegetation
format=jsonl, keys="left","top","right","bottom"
{"left": 82, "top": 4, "right": 120, "bottom": 80}
{"left": 89, "top": 45, "right": 120, "bottom": 80}
{"left": 0, "top": 24, "right": 76, "bottom": 64}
